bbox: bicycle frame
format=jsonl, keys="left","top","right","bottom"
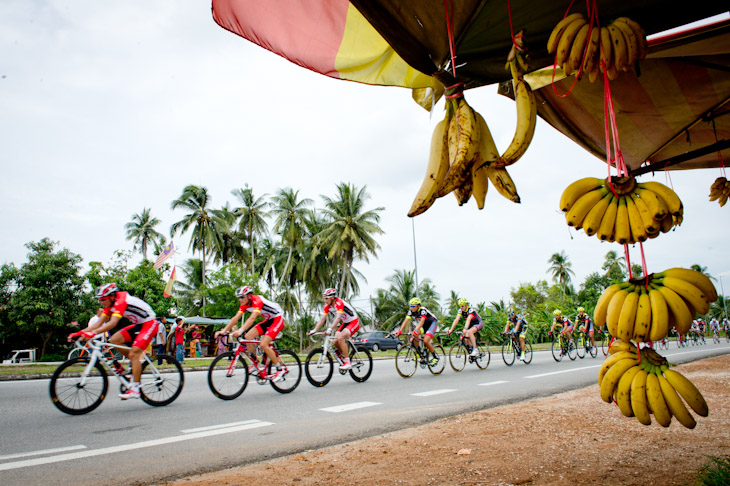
{"left": 229, "top": 337, "right": 281, "bottom": 379}
{"left": 70, "top": 336, "right": 160, "bottom": 389}
{"left": 309, "top": 332, "right": 360, "bottom": 367}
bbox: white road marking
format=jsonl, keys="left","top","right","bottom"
{"left": 525, "top": 364, "right": 602, "bottom": 379}
{"left": 181, "top": 420, "right": 260, "bottom": 434}
{"left": 411, "top": 389, "right": 457, "bottom": 397}
{"left": 319, "top": 401, "right": 381, "bottom": 413}
{"left": 0, "top": 420, "right": 274, "bottom": 472}
{"left": 478, "top": 380, "right": 509, "bottom": 387}
{"left": 0, "top": 445, "right": 87, "bottom": 461}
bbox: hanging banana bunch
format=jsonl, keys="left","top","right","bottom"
{"left": 559, "top": 176, "right": 683, "bottom": 243}
{"left": 709, "top": 176, "right": 730, "bottom": 206}
{"left": 547, "top": 13, "right": 648, "bottom": 82}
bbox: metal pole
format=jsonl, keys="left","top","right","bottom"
{"left": 412, "top": 218, "right": 419, "bottom": 297}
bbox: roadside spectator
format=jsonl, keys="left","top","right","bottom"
{"left": 191, "top": 325, "right": 202, "bottom": 358}
{"left": 216, "top": 332, "right": 228, "bottom": 356}
{"left": 154, "top": 317, "right": 168, "bottom": 365}
{"left": 174, "top": 317, "right": 186, "bottom": 363}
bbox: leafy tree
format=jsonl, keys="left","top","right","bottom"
{"left": 270, "top": 188, "right": 312, "bottom": 296}
{"left": 176, "top": 258, "right": 208, "bottom": 316}
{"left": 372, "top": 269, "right": 439, "bottom": 331}
{"left": 203, "top": 265, "right": 259, "bottom": 318}
{"left": 602, "top": 250, "right": 627, "bottom": 283}
{"left": 547, "top": 251, "right": 575, "bottom": 293}
{"left": 576, "top": 271, "right": 608, "bottom": 311}
{"left": 631, "top": 263, "right": 644, "bottom": 278}
{"left": 231, "top": 185, "right": 270, "bottom": 270}
{"left": 125, "top": 208, "right": 163, "bottom": 260}
{"left": 510, "top": 280, "right": 549, "bottom": 314}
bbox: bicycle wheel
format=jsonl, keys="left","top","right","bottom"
{"left": 588, "top": 340, "right": 598, "bottom": 358}
{"left": 268, "top": 349, "right": 302, "bottom": 394}
{"left": 67, "top": 348, "right": 88, "bottom": 360}
{"left": 428, "top": 344, "right": 446, "bottom": 375}
{"left": 140, "top": 354, "right": 184, "bottom": 406}
{"left": 551, "top": 339, "right": 563, "bottom": 362}
{"left": 304, "top": 347, "right": 333, "bottom": 387}
{"left": 348, "top": 343, "right": 373, "bottom": 383}
{"left": 395, "top": 345, "right": 417, "bottom": 378}
{"left": 475, "top": 342, "right": 491, "bottom": 369}
{"left": 575, "top": 334, "right": 586, "bottom": 359}
{"left": 502, "top": 339, "right": 516, "bottom": 366}
{"left": 449, "top": 342, "right": 467, "bottom": 372}
{"left": 208, "top": 351, "right": 249, "bottom": 400}
{"left": 567, "top": 340, "right": 577, "bottom": 360}
{"left": 601, "top": 334, "right": 610, "bottom": 355}
{"left": 50, "top": 358, "right": 108, "bottom": 415}
{"left": 522, "top": 340, "right": 533, "bottom": 364}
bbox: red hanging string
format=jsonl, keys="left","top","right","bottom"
{"left": 639, "top": 242, "right": 649, "bottom": 290}
{"left": 718, "top": 151, "right": 727, "bottom": 178}
{"left": 624, "top": 243, "right": 633, "bottom": 279}
{"left": 551, "top": 0, "right": 598, "bottom": 98}
{"left": 444, "top": 0, "right": 458, "bottom": 77}
{"left": 506, "top": 0, "right": 525, "bottom": 52}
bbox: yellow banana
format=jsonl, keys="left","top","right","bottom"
{"left": 606, "top": 288, "right": 630, "bottom": 337}
{"left": 630, "top": 193, "right": 658, "bottom": 234}
{"left": 453, "top": 175, "right": 473, "bottom": 206}
{"left": 662, "top": 368, "right": 709, "bottom": 417}
{"left": 630, "top": 369, "right": 651, "bottom": 425}
{"left": 659, "top": 276, "right": 710, "bottom": 315}
{"left": 659, "top": 213, "right": 674, "bottom": 233}
{"left": 567, "top": 23, "right": 590, "bottom": 75}
{"left": 616, "top": 365, "right": 642, "bottom": 417}
{"left": 583, "top": 192, "right": 613, "bottom": 236}
{"left": 437, "top": 98, "right": 479, "bottom": 197}
{"left": 547, "top": 12, "right": 587, "bottom": 54}
{"left": 470, "top": 112, "right": 498, "bottom": 209}
{"left": 646, "top": 372, "right": 671, "bottom": 427}
{"left": 608, "top": 339, "right": 636, "bottom": 355}
{"left": 408, "top": 116, "right": 450, "bottom": 217}
{"left": 612, "top": 20, "right": 637, "bottom": 68}
{"left": 600, "top": 357, "right": 638, "bottom": 403}
{"left": 614, "top": 196, "right": 631, "bottom": 245}
{"left": 471, "top": 164, "right": 489, "bottom": 210}
{"left": 607, "top": 24, "right": 628, "bottom": 71}
{"left": 625, "top": 195, "right": 647, "bottom": 242}
{"left": 566, "top": 187, "right": 608, "bottom": 228}
{"left": 556, "top": 17, "right": 588, "bottom": 67}
{"left": 635, "top": 187, "right": 667, "bottom": 219}
{"left": 638, "top": 181, "right": 682, "bottom": 215}
{"left": 633, "top": 289, "right": 652, "bottom": 342}
{"left": 594, "top": 282, "right": 625, "bottom": 326}
{"left": 560, "top": 177, "right": 604, "bottom": 212}
{"left": 582, "top": 26, "right": 601, "bottom": 75}
{"left": 486, "top": 167, "right": 521, "bottom": 203}
{"left": 616, "top": 17, "right": 647, "bottom": 60}
{"left": 597, "top": 195, "right": 619, "bottom": 241}
{"left": 496, "top": 77, "right": 536, "bottom": 168}
{"left": 617, "top": 289, "right": 639, "bottom": 342}
{"left": 658, "top": 375, "right": 696, "bottom": 429}
{"left": 599, "top": 27, "right": 613, "bottom": 73}
{"left": 648, "top": 288, "right": 669, "bottom": 342}
{"left": 657, "top": 268, "right": 717, "bottom": 302}
{"left": 655, "top": 285, "right": 693, "bottom": 335}
{"left": 598, "top": 350, "right": 637, "bottom": 384}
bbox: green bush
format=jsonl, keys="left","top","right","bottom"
{"left": 694, "top": 456, "right": 730, "bottom": 486}
{"left": 38, "top": 353, "right": 66, "bottom": 362}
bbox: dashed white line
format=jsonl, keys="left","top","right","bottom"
{"left": 525, "top": 364, "right": 602, "bottom": 379}
{"left": 319, "top": 401, "right": 381, "bottom": 413}
{"left": 478, "top": 380, "right": 509, "bottom": 387}
{"left": 181, "top": 420, "right": 262, "bottom": 434}
{"left": 411, "top": 389, "right": 457, "bottom": 397}
{"left": 0, "top": 445, "right": 87, "bottom": 462}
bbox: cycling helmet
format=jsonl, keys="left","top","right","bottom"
{"left": 553, "top": 309, "right": 562, "bottom": 316}
{"left": 95, "top": 283, "right": 119, "bottom": 299}
{"left": 457, "top": 298, "right": 469, "bottom": 307}
{"left": 577, "top": 306, "right": 585, "bottom": 313}
{"left": 323, "top": 288, "right": 337, "bottom": 298}
{"left": 409, "top": 297, "right": 421, "bottom": 306}
{"left": 235, "top": 286, "right": 254, "bottom": 299}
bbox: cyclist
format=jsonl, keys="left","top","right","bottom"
{"left": 394, "top": 297, "right": 441, "bottom": 366}
{"left": 549, "top": 309, "right": 573, "bottom": 354}
{"left": 214, "top": 286, "right": 287, "bottom": 383}
{"left": 697, "top": 318, "right": 707, "bottom": 343}
{"left": 503, "top": 310, "right": 529, "bottom": 361}
{"left": 68, "top": 283, "right": 159, "bottom": 400}
{"left": 307, "top": 288, "right": 360, "bottom": 370}
{"left": 709, "top": 316, "right": 720, "bottom": 341}
{"left": 723, "top": 317, "right": 730, "bottom": 339}
{"left": 574, "top": 306, "right": 595, "bottom": 353}
{"left": 447, "top": 298, "right": 483, "bottom": 357}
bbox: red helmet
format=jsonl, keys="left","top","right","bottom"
{"left": 95, "top": 283, "right": 119, "bottom": 300}
{"left": 235, "top": 286, "right": 254, "bottom": 298}
{"left": 323, "top": 288, "right": 337, "bottom": 298}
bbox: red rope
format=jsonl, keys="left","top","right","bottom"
{"left": 718, "top": 151, "right": 727, "bottom": 178}
{"left": 624, "top": 243, "right": 632, "bottom": 279}
{"left": 639, "top": 242, "right": 649, "bottom": 290}
{"left": 444, "top": 0, "right": 458, "bottom": 77}
{"left": 550, "top": 0, "right": 598, "bottom": 98}
{"left": 507, "top": 0, "right": 525, "bottom": 52}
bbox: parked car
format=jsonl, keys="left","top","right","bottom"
{"left": 353, "top": 331, "right": 402, "bottom": 352}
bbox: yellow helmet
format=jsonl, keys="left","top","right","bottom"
{"left": 553, "top": 309, "right": 562, "bottom": 316}
{"left": 457, "top": 298, "right": 469, "bottom": 307}
{"left": 577, "top": 306, "right": 585, "bottom": 313}
{"left": 409, "top": 297, "right": 421, "bottom": 306}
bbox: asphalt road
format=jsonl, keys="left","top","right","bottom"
{"left": 1, "top": 341, "right": 728, "bottom": 485}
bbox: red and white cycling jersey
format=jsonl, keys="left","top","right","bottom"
{"left": 239, "top": 294, "right": 283, "bottom": 320}
{"left": 323, "top": 297, "right": 359, "bottom": 323}
{"left": 104, "top": 291, "right": 156, "bottom": 324}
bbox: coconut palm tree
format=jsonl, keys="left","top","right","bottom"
{"left": 374, "top": 269, "right": 438, "bottom": 331}
{"left": 125, "top": 208, "right": 163, "bottom": 260}
{"left": 602, "top": 250, "right": 627, "bottom": 283}
{"left": 231, "top": 185, "right": 270, "bottom": 270}
{"left": 547, "top": 251, "right": 575, "bottom": 292}
{"left": 317, "top": 183, "right": 384, "bottom": 298}
{"left": 270, "top": 188, "right": 313, "bottom": 296}
{"left": 211, "top": 203, "right": 244, "bottom": 266}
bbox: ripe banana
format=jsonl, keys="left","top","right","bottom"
{"left": 582, "top": 26, "right": 601, "bottom": 78}
{"left": 547, "top": 13, "right": 586, "bottom": 54}
{"left": 657, "top": 268, "right": 717, "bottom": 301}
{"left": 566, "top": 187, "right": 608, "bottom": 228}
{"left": 617, "top": 289, "right": 639, "bottom": 342}
{"left": 616, "top": 17, "right": 647, "bottom": 61}
{"left": 471, "top": 163, "right": 489, "bottom": 210}
{"left": 486, "top": 167, "right": 521, "bottom": 203}
{"left": 597, "top": 195, "right": 619, "bottom": 242}
{"left": 594, "top": 282, "right": 625, "bottom": 326}
{"left": 658, "top": 276, "right": 710, "bottom": 315}
{"left": 495, "top": 74, "right": 536, "bottom": 168}
{"left": 708, "top": 176, "right": 730, "bottom": 206}
{"left": 437, "top": 97, "right": 479, "bottom": 197}
{"left": 662, "top": 368, "right": 709, "bottom": 417}
{"left": 635, "top": 187, "right": 668, "bottom": 220}
{"left": 614, "top": 196, "right": 631, "bottom": 244}
{"left": 630, "top": 193, "right": 657, "bottom": 233}
{"left": 645, "top": 372, "right": 671, "bottom": 427}
{"left": 600, "top": 357, "right": 638, "bottom": 403}
{"left": 625, "top": 195, "right": 647, "bottom": 242}
{"left": 647, "top": 288, "right": 669, "bottom": 342}
{"left": 556, "top": 16, "right": 589, "bottom": 67}
{"left": 612, "top": 20, "right": 638, "bottom": 69}
{"left": 560, "top": 177, "right": 603, "bottom": 212}
{"left": 616, "top": 365, "right": 642, "bottom": 417}
{"left": 658, "top": 374, "right": 696, "bottom": 429}
{"left": 638, "top": 181, "right": 682, "bottom": 215}
{"left": 607, "top": 24, "right": 628, "bottom": 71}
{"left": 567, "top": 23, "right": 590, "bottom": 75}
{"left": 606, "top": 288, "right": 630, "bottom": 337}
{"left": 583, "top": 192, "right": 613, "bottom": 236}
{"left": 632, "top": 290, "right": 651, "bottom": 342}
{"left": 599, "top": 349, "right": 638, "bottom": 384}
{"left": 599, "top": 27, "right": 613, "bottom": 73}
{"left": 630, "top": 368, "right": 651, "bottom": 425}
{"left": 408, "top": 115, "right": 451, "bottom": 217}
{"left": 654, "top": 284, "right": 693, "bottom": 335}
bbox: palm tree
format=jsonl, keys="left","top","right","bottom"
{"left": 211, "top": 203, "right": 244, "bottom": 266}
{"left": 373, "top": 269, "right": 438, "bottom": 331}
{"left": 170, "top": 185, "right": 225, "bottom": 311}
{"left": 602, "top": 250, "right": 627, "bottom": 283}
{"left": 270, "top": 188, "right": 313, "bottom": 296}
{"left": 177, "top": 258, "right": 207, "bottom": 315}
{"left": 125, "top": 208, "right": 162, "bottom": 260}
{"left": 547, "top": 251, "right": 575, "bottom": 292}
{"left": 231, "top": 185, "right": 269, "bottom": 270}
{"left": 317, "top": 183, "right": 384, "bottom": 298}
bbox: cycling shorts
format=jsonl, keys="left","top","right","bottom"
{"left": 119, "top": 320, "right": 159, "bottom": 350}
{"left": 254, "top": 316, "right": 285, "bottom": 339}
{"left": 415, "top": 320, "right": 439, "bottom": 338}
{"left": 465, "top": 321, "right": 483, "bottom": 334}
{"left": 556, "top": 324, "right": 573, "bottom": 334}
{"left": 579, "top": 321, "right": 594, "bottom": 333}
{"left": 336, "top": 318, "right": 360, "bottom": 336}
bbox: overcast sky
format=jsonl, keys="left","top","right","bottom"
{"left": 1, "top": 1, "right": 728, "bottom": 312}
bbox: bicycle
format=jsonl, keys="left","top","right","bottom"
{"left": 448, "top": 331, "right": 490, "bottom": 372}
{"left": 574, "top": 330, "right": 598, "bottom": 358}
{"left": 711, "top": 329, "right": 720, "bottom": 344}
{"left": 50, "top": 335, "right": 184, "bottom": 415}
{"left": 208, "top": 336, "right": 302, "bottom": 399}
{"left": 394, "top": 332, "right": 446, "bottom": 378}
{"left": 596, "top": 328, "right": 612, "bottom": 356}
{"left": 671, "top": 328, "right": 686, "bottom": 348}
{"left": 304, "top": 332, "right": 373, "bottom": 387}
{"left": 551, "top": 332, "right": 577, "bottom": 362}
{"left": 67, "top": 336, "right": 123, "bottom": 362}
{"left": 501, "top": 330, "right": 533, "bottom": 365}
